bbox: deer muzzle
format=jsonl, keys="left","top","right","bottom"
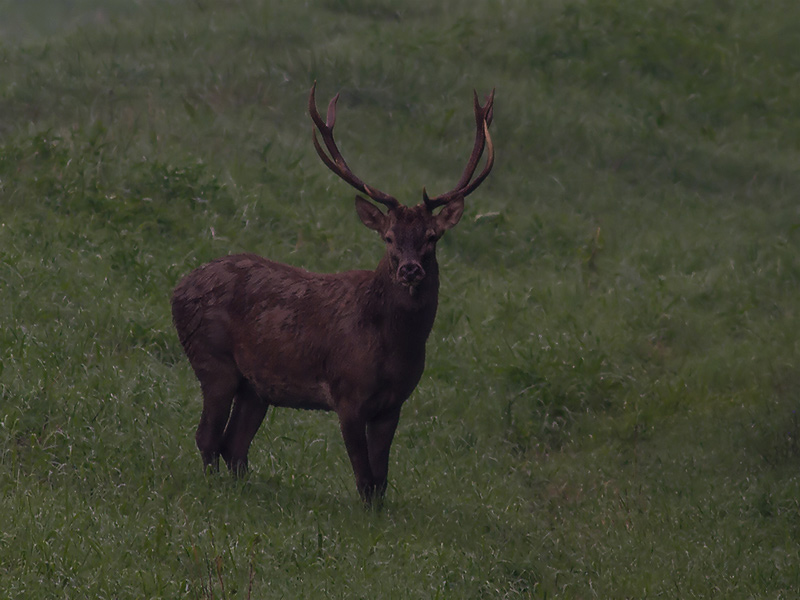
{"left": 397, "top": 261, "right": 426, "bottom": 287}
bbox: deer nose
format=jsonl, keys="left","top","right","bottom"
{"left": 397, "top": 261, "right": 425, "bottom": 285}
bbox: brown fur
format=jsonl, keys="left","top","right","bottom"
{"left": 172, "top": 201, "right": 463, "bottom": 502}
{"left": 171, "top": 86, "right": 494, "bottom": 503}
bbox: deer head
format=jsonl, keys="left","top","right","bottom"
{"left": 309, "top": 83, "right": 495, "bottom": 291}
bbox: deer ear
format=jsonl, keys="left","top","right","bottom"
{"left": 435, "top": 197, "right": 465, "bottom": 232}
{"left": 355, "top": 196, "right": 387, "bottom": 232}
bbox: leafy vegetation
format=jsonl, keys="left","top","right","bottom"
{"left": 1, "top": 0, "right": 799, "bottom": 597}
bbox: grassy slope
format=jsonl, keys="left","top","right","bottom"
{"left": 1, "top": 0, "right": 799, "bottom": 597}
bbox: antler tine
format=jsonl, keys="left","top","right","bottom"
{"left": 309, "top": 83, "right": 399, "bottom": 209}
{"left": 423, "top": 89, "right": 495, "bottom": 210}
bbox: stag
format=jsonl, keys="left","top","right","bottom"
{"left": 171, "top": 83, "right": 494, "bottom": 503}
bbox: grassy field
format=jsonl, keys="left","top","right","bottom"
{"left": 1, "top": 0, "right": 799, "bottom": 597}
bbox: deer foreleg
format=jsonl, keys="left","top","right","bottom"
{"left": 338, "top": 413, "right": 377, "bottom": 503}
{"left": 366, "top": 408, "right": 401, "bottom": 500}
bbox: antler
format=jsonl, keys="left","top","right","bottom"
{"left": 422, "top": 89, "right": 495, "bottom": 210}
{"left": 309, "top": 83, "right": 400, "bottom": 209}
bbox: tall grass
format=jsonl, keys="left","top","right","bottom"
{"left": 1, "top": 0, "right": 799, "bottom": 597}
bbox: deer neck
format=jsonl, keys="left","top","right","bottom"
{"left": 365, "top": 254, "right": 440, "bottom": 345}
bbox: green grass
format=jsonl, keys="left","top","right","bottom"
{"left": 1, "top": 0, "right": 799, "bottom": 597}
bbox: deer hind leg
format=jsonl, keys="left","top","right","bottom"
{"left": 221, "top": 380, "right": 269, "bottom": 475}
{"left": 193, "top": 358, "right": 241, "bottom": 472}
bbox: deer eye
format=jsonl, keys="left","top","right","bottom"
{"left": 426, "top": 231, "right": 438, "bottom": 243}
{"left": 384, "top": 234, "right": 394, "bottom": 245}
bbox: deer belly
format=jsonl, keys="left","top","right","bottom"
{"left": 248, "top": 377, "right": 335, "bottom": 412}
